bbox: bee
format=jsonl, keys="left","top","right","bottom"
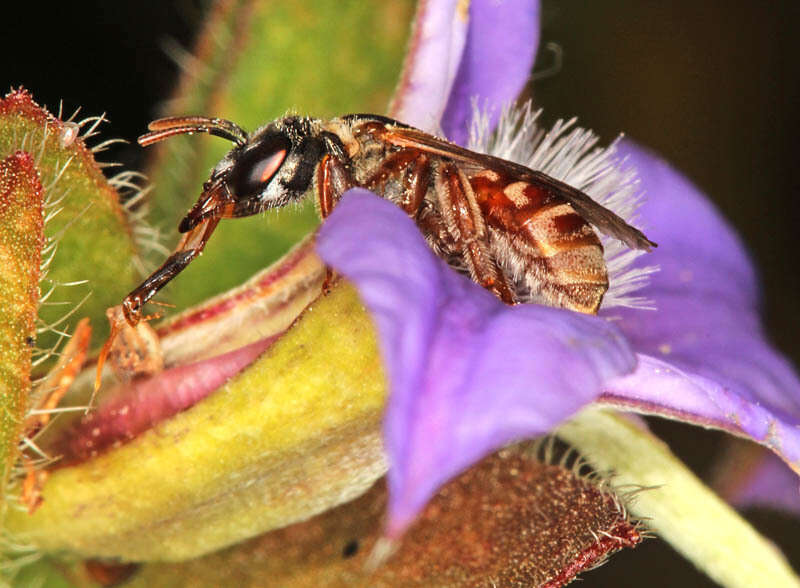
{"left": 122, "top": 114, "right": 655, "bottom": 325}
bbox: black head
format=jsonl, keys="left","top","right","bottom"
{"left": 138, "top": 116, "right": 323, "bottom": 233}
{"left": 117, "top": 115, "right": 326, "bottom": 327}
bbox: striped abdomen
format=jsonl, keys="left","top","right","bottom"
{"left": 470, "top": 170, "right": 608, "bottom": 314}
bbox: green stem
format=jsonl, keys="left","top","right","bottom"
{"left": 557, "top": 406, "right": 800, "bottom": 588}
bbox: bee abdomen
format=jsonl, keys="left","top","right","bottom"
{"left": 472, "top": 172, "right": 609, "bottom": 313}
{"left": 520, "top": 204, "right": 608, "bottom": 313}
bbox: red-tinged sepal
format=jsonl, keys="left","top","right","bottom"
{"left": 0, "top": 151, "right": 44, "bottom": 488}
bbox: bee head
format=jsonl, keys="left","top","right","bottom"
{"left": 139, "top": 116, "right": 322, "bottom": 233}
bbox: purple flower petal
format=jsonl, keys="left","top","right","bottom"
{"left": 727, "top": 453, "right": 800, "bottom": 515}
{"left": 600, "top": 141, "right": 800, "bottom": 475}
{"left": 390, "top": 0, "right": 470, "bottom": 133}
{"left": 441, "top": 0, "right": 540, "bottom": 145}
{"left": 602, "top": 354, "right": 800, "bottom": 471}
{"left": 317, "top": 189, "right": 636, "bottom": 536}
{"left": 390, "top": 0, "right": 539, "bottom": 143}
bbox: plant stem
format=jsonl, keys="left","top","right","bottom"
{"left": 557, "top": 406, "right": 800, "bottom": 588}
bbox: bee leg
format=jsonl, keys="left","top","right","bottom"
{"left": 317, "top": 154, "right": 354, "bottom": 293}
{"left": 316, "top": 154, "right": 352, "bottom": 219}
{"left": 363, "top": 149, "right": 432, "bottom": 217}
{"left": 363, "top": 150, "right": 422, "bottom": 199}
{"left": 399, "top": 153, "right": 431, "bottom": 216}
{"left": 435, "top": 163, "right": 517, "bottom": 305}
{"left": 121, "top": 217, "right": 221, "bottom": 326}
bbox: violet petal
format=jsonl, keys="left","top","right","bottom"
{"left": 317, "top": 189, "right": 636, "bottom": 536}
{"left": 600, "top": 142, "right": 800, "bottom": 475}
{"left": 602, "top": 354, "right": 800, "bottom": 471}
{"left": 390, "top": 0, "right": 470, "bottom": 133}
{"left": 728, "top": 453, "right": 800, "bottom": 515}
{"left": 441, "top": 0, "right": 540, "bottom": 145}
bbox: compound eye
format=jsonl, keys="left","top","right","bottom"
{"left": 229, "top": 135, "right": 290, "bottom": 196}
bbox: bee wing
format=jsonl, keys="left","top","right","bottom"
{"left": 379, "top": 126, "right": 656, "bottom": 251}
{"left": 521, "top": 170, "right": 656, "bottom": 251}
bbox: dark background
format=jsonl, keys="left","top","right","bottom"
{"left": 537, "top": 1, "right": 800, "bottom": 370}
{"left": 534, "top": 4, "right": 800, "bottom": 584}
{"left": 1, "top": 2, "right": 201, "bottom": 167}
{"left": 2, "top": 1, "right": 799, "bottom": 586}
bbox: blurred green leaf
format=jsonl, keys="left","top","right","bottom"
{"left": 11, "top": 557, "right": 78, "bottom": 588}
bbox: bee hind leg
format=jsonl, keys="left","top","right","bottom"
{"left": 435, "top": 163, "right": 517, "bottom": 305}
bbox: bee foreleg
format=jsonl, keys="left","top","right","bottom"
{"left": 316, "top": 154, "right": 353, "bottom": 219}
{"left": 122, "top": 217, "right": 221, "bottom": 326}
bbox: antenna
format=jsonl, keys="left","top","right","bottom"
{"left": 138, "top": 116, "right": 247, "bottom": 147}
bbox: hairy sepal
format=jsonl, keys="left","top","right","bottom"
{"left": 5, "top": 280, "right": 387, "bottom": 561}
{"left": 0, "top": 151, "right": 44, "bottom": 494}
{"left": 0, "top": 89, "right": 140, "bottom": 349}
